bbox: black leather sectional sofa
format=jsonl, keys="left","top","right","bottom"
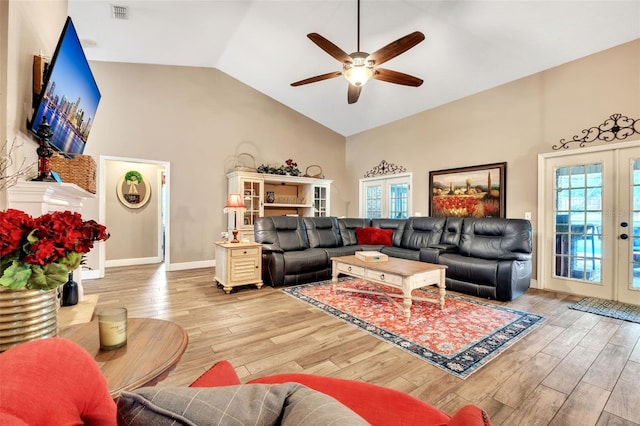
{"left": 254, "top": 216, "right": 533, "bottom": 301}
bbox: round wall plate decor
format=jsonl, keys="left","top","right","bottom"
{"left": 117, "top": 170, "right": 151, "bottom": 209}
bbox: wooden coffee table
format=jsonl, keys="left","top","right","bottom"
{"left": 60, "top": 317, "right": 188, "bottom": 399}
{"left": 331, "top": 255, "right": 447, "bottom": 321}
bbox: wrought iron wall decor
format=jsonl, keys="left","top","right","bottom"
{"left": 553, "top": 113, "right": 640, "bottom": 150}
{"left": 363, "top": 160, "right": 407, "bottom": 177}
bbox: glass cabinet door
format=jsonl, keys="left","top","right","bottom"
{"left": 242, "top": 180, "right": 262, "bottom": 227}
{"left": 314, "top": 186, "right": 327, "bottom": 217}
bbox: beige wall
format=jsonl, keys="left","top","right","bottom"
{"left": 104, "top": 160, "right": 162, "bottom": 263}
{"left": 0, "top": 0, "right": 7, "bottom": 207}
{"left": 84, "top": 62, "right": 347, "bottom": 265}
{"left": 346, "top": 39, "right": 640, "bottom": 218}
{"left": 2, "top": 1, "right": 67, "bottom": 209}
{"left": 345, "top": 38, "right": 640, "bottom": 279}
{"left": 2, "top": 1, "right": 106, "bottom": 271}
{"left": 3, "top": 1, "right": 639, "bottom": 273}
{"left": 1, "top": 1, "right": 346, "bottom": 268}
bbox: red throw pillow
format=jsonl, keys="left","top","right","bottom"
{"left": 355, "top": 227, "right": 393, "bottom": 246}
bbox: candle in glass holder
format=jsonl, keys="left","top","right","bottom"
{"left": 98, "top": 307, "right": 127, "bottom": 350}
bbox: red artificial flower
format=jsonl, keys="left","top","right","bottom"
{"left": 0, "top": 209, "right": 109, "bottom": 290}
{"left": 0, "top": 209, "right": 34, "bottom": 257}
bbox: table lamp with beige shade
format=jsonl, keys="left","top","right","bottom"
{"left": 224, "top": 193, "right": 246, "bottom": 243}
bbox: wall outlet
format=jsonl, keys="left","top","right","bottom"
{"left": 524, "top": 212, "right": 532, "bottom": 220}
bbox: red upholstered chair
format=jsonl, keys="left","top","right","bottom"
{"left": 0, "top": 339, "right": 489, "bottom": 426}
{"left": 191, "top": 360, "right": 491, "bottom": 426}
{"left": 0, "top": 338, "right": 117, "bottom": 426}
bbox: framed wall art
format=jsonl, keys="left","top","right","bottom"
{"left": 429, "top": 162, "right": 506, "bottom": 218}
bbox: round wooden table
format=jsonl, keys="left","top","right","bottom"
{"left": 60, "top": 317, "right": 188, "bottom": 399}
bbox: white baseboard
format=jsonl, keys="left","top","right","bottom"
{"left": 529, "top": 278, "right": 539, "bottom": 289}
{"left": 105, "top": 256, "right": 162, "bottom": 268}
{"left": 166, "top": 260, "right": 215, "bottom": 271}
{"left": 81, "top": 269, "right": 103, "bottom": 280}
{"left": 104, "top": 257, "right": 215, "bottom": 271}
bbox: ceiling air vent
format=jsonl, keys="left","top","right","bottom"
{"left": 111, "top": 4, "right": 128, "bottom": 20}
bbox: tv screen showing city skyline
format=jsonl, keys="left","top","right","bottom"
{"left": 29, "top": 17, "right": 101, "bottom": 156}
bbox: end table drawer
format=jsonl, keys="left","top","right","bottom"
{"left": 365, "top": 269, "right": 402, "bottom": 285}
{"left": 337, "top": 263, "right": 364, "bottom": 277}
{"left": 230, "top": 247, "right": 259, "bottom": 257}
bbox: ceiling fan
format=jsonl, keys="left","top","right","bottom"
{"left": 291, "top": 0, "right": 425, "bottom": 104}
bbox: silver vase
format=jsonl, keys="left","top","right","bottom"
{"left": 0, "top": 287, "right": 59, "bottom": 352}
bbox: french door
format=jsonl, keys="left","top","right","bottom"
{"left": 540, "top": 142, "right": 640, "bottom": 305}
{"left": 360, "top": 174, "right": 412, "bottom": 218}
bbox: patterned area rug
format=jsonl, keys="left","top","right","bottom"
{"left": 282, "top": 278, "right": 544, "bottom": 379}
{"left": 569, "top": 297, "right": 640, "bottom": 323}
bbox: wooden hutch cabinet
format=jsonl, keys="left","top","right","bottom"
{"left": 226, "top": 171, "right": 332, "bottom": 241}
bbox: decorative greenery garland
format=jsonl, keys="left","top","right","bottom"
{"left": 125, "top": 170, "right": 143, "bottom": 183}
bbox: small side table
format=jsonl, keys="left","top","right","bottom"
{"left": 59, "top": 318, "right": 188, "bottom": 399}
{"left": 214, "top": 241, "right": 263, "bottom": 293}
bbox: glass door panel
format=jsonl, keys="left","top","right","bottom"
{"left": 616, "top": 147, "right": 640, "bottom": 305}
{"left": 360, "top": 174, "right": 411, "bottom": 218}
{"left": 389, "top": 183, "right": 409, "bottom": 219}
{"left": 242, "top": 180, "right": 262, "bottom": 227}
{"left": 553, "top": 164, "right": 602, "bottom": 283}
{"left": 365, "top": 184, "right": 382, "bottom": 218}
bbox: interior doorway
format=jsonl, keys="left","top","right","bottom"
{"left": 539, "top": 140, "right": 640, "bottom": 305}
{"left": 100, "top": 156, "right": 170, "bottom": 268}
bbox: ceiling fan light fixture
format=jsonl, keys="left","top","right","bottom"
{"left": 343, "top": 52, "right": 373, "bottom": 86}
{"left": 344, "top": 65, "right": 373, "bottom": 87}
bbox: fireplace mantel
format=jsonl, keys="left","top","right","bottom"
{"left": 7, "top": 181, "right": 94, "bottom": 214}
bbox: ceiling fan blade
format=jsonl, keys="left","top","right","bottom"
{"left": 307, "top": 33, "right": 352, "bottom": 63}
{"left": 368, "top": 31, "right": 425, "bottom": 66}
{"left": 373, "top": 68, "right": 423, "bottom": 87}
{"left": 347, "top": 84, "right": 361, "bottom": 104}
{"left": 291, "top": 71, "right": 343, "bottom": 87}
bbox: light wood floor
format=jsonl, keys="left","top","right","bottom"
{"left": 85, "top": 264, "right": 640, "bottom": 425}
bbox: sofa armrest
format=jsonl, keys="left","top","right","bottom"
{"left": 190, "top": 360, "right": 241, "bottom": 387}
{"left": 262, "top": 251, "right": 285, "bottom": 286}
{"left": 447, "top": 405, "right": 491, "bottom": 426}
{"left": 498, "top": 253, "right": 532, "bottom": 261}
{"left": 420, "top": 244, "right": 458, "bottom": 264}
{"left": 191, "top": 360, "right": 492, "bottom": 426}
{"left": 261, "top": 243, "right": 284, "bottom": 253}
{"left": 249, "top": 373, "right": 452, "bottom": 425}
{"left": 428, "top": 244, "right": 458, "bottom": 253}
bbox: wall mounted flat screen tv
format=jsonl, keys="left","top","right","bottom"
{"left": 28, "top": 16, "right": 101, "bottom": 156}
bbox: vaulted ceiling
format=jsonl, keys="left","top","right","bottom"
{"left": 68, "top": 0, "right": 640, "bottom": 136}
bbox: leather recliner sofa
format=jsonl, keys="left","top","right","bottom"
{"left": 254, "top": 215, "right": 532, "bottom": 301}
